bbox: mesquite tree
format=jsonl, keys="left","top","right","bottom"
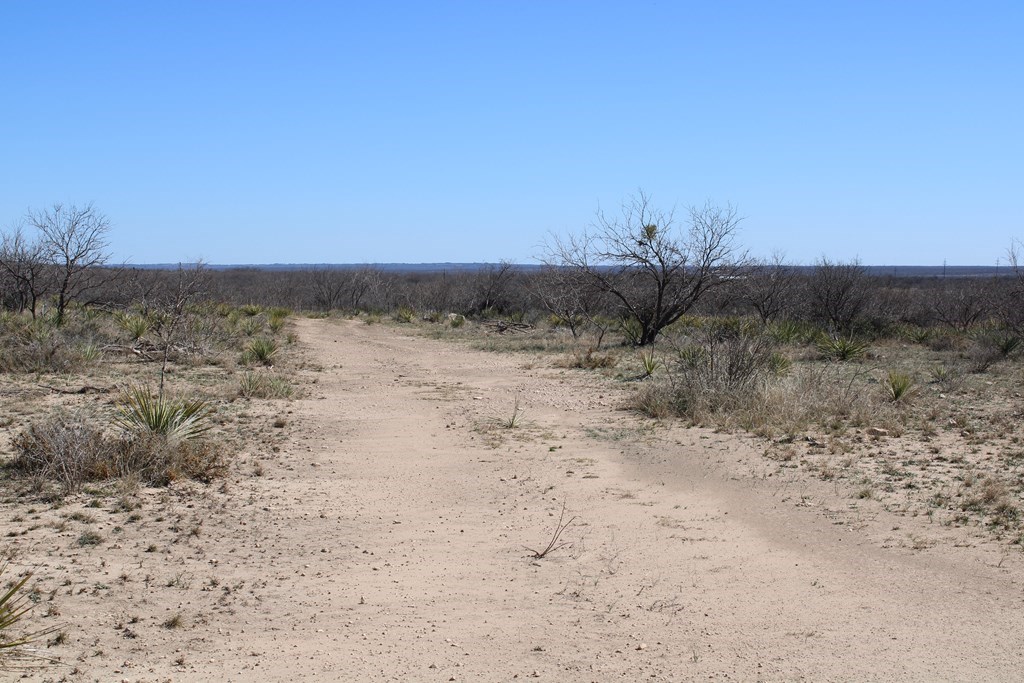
{"left": 545, "top": 191, "right": 745, "bottom": 345}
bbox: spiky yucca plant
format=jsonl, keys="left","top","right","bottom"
{"left": 883, "top": 371, "right": 916, "bottom": 403}
{"left": 114, "top": 386, "right": 212, "bottom": 440}
{"left": 817, "top": 335, "right": 869, "bottom": 361}
{"left": 242, "top": 337, "right": 278, "bottom": 366}
{"left": 0, "top": 564, "right": 57, "bottom": 668}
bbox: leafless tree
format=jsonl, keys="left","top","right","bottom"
{"left": 545, "top": 191, "right": 745, "bottom": 346}
{"left": 472, "top": 260, "right": 516, "bottom": 315}
{"left": 737, "top": 252, "right": 800, "bottom": 324}
{"left": 930, "top": 280, "right": 991, "bottom": 332}
{"left": 0, "top": 224, "right": 49, "bottom": 316}
{"left": 996, "top": 240, "right": 1024, "bottom": 334}
{"left": 26, "top": 203, "right": 114, "bottom": 324}
{"left": 807, "top": 257, "right": 869, "bottom": 333}
{"left": 149, "top": 263, "right": 211, "bottom": 397}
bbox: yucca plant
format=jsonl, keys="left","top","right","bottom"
{"left": 239, "top": 304, "right": 263, "bottom": 317}
{"left": 115, "top": 312, "right": 151, "bottom": 342}
{"left": 883, "top": 371, "right": 916, "bottom": 403}
{"left": 817, "top": 335, "right": 869, "bottom": 361}
{"left": 239, "top": 316, "right": 264, "bottom": 337}
{"left": 114, "top": 386, "right": 212, "bottom": 440}
{"left": 0, "top": 563, "right": 57, "bottom": 667}
{"left": 242, "top": 337, "right": 278, "bottom": 366}
{"left": 268, "top": 312, "right": 287, "bottom": 333}
{"left": 77, "top": 342, "right": 101, "bottom": 364}
{"left": 639, "top": 350, "right": 659, "bottom": 378}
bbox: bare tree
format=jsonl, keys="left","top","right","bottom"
{"left": 150, "top": 263, "right": 211, "bottom": 397}
{"left": 737, "top": 252, "right": 799, "bottom": 324}
{"left": 472, "top": 260, "right": 516, "bottom": 315}
{"left": 545, "top": 191, "right": 745, "bottom": 346}
{"left": 26, "top": 203, "right": 114, "bottom": 324}
{"left": 806, "top": 257, "right": 869, "bottom": 333}
{"left": 0, "top": 224, "right": 49, "bottom": 316}
{"left": 930, "top": 280, "right": 991, "bottom": 332}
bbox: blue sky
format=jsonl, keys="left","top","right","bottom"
{"left": 2, "top": 1, "right": 1021, "bottom": 265}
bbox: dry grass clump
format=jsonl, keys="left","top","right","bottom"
{"left": 238, "top": 371, "right": 294, "bottom": 399}
{"left": 630, "top": 322, "right": 899, "bottom": 436}
{"left": 8, "top": 413, "right": 227, "bottom": 495}
{"left": 557, "top": 348, "right": 618, "bottom": 370}
{"left": 0, "top": 314, "right": 100, "bottom": 374}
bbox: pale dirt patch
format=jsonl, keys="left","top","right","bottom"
{"left": 8, "top": 317, "right": 1024, "bottom": 681}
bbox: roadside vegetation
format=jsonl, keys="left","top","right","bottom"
{"left": 0, "top": 200, "right": 1022, "bottom": 668}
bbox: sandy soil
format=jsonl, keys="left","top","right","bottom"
{"left": 11, "top": 317, "right": 1024, "bottom": 681}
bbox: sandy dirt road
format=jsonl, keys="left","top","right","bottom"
{"left": 19, "top": 318, "right": 1024, "bottom": 681}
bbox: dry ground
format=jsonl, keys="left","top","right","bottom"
{"left": 5, "top": 317, "right": 1024, "bottom": 681}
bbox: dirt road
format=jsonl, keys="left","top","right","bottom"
{"left": 21, "top": 318, "right": 1024, "bottom": 681}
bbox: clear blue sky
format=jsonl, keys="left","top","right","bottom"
{"left": 2, "top": 1, "right": 1021, "bottom": 266}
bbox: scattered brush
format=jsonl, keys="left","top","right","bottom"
{"left": 114, "top": 386, "right": 212, "bottom": 440}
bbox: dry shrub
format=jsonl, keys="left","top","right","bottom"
{"left": 9, "top": 418, "right": 113, "bottom": 493}
{"left": 558, "top": 348, "right": 617, "bottom": 370}
{"left": 8, "top": 414, "right": 227, "bottom": 495}
{"left": 632, "top": 322, "right": 897, "bottom": 435}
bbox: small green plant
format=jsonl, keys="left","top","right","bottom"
{"left": 767, "top": 351, "right": 792, "bottom": 375}
{"left": 242, "top": 337, "right": 278, "bottom": 366}
{"left": 268, "top": 312, "right": 287, "bottom": 333}
{"left": 394, "top": 307, "right": 416, "bottom": 323}
{"left": 503, "top": 396, "right": 524, "bottom": 429}
{"left": 77, "top": 342, "right": 101, "bottom": 364}
{"left": 817, "top": 335, "right": 869, "bottom": 361}
{"left": 114, "top": 386, "right": 212, "bottom": 440}
{"left": 239, "top": 316, "right": 264, "bottom": 337}
{"left": 448, "top": 314, "right": 465, "bottom": 329}
{"left": 77, "top": 530, "right": 103, "bottom": 547}
{"left": 238, "top": 372, "right": 293, "bottom": 399}
{"left": 883, "top": 371, "right": 916, "bottom": 403}
{"left": 639, "top": 350, "right": 659, "bottom": 378}
{"left": 239, "top": 304, "right": 262, "bottom": 317}
{"left": 115, "top": 313, "right": 150, "bottom": 342}
{"left": 995, "top": 334, "right": 1021, "bottom": 357}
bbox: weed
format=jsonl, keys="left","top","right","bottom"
{"left": 524, "top": 502, "right": 577, "bottom": 559}
{"left": 503, "top": 396, "right": 524, "bottom": 429}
